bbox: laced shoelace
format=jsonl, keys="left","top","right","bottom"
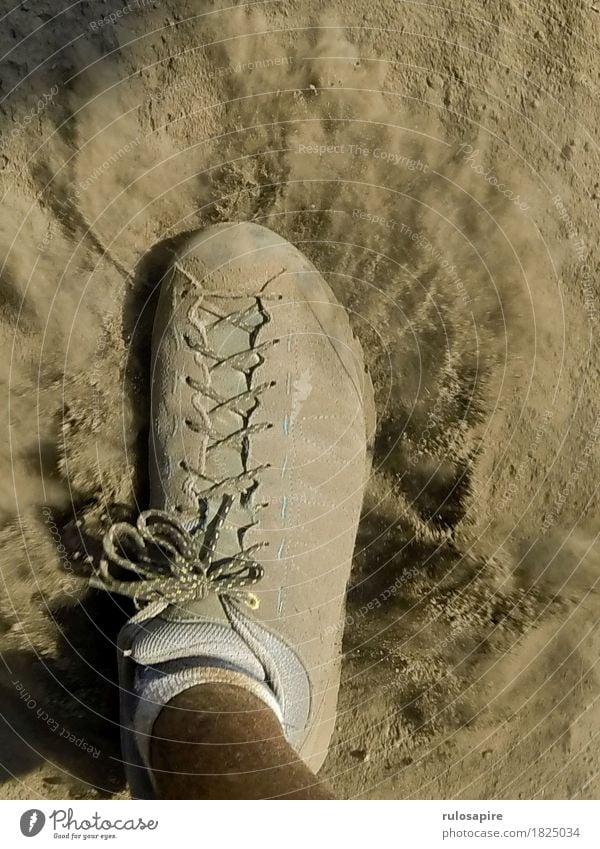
{"left": 91, "top": 290, "right": 280, "bottom": 620}
{"left": 89, "top": 496, "right": 264, "bottom": 621}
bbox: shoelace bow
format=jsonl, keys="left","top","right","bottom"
{"left": 89, "top": 496, "right": 263, "bottom": 620}
{"left": 91, "top": 292, "right": 279, "bottom": 619}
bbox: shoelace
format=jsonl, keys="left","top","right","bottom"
{"left": 89, "top": 496, "right": 264, "bottom": 622}
{"left": 178, "top": 291, "right": 278, "bottom": 503}
{"left": 91, "top": 289, "right": 278, "bottom": 620}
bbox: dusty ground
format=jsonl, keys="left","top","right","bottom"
{"left": 1, "top": 0, "right": 600, "bottom": 799}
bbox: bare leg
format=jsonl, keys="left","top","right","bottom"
{"left": 150, "top": 683, "right": 334, "bottom": 799}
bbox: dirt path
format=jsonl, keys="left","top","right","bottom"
{"left": 1, "top": 0, "right": 599, "bottom": 799}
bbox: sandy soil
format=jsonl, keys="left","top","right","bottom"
{"left": 1, "top": 0, "right": 600, "bottom": 799}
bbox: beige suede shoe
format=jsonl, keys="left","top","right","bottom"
{"left": 92, "top": 223, "right": 375, "bottom": 796}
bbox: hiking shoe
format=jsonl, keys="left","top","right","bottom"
{"left": 92, "top": 222, "right": 375, "bottom": 797}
